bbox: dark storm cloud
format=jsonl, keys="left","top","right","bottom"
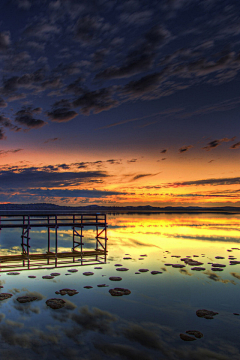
{"left": 15, "top": 107, "right": 46, "bottom": 129}
{"left": 0, "top": 69, "right": 48, "bottom": 97}
{"left": 95, "top": 25, "right": 171, "bottom": 81}
{"left": 74, "top": 15, "right": 109, "bottom": 45}
{"left": 73, "top": 87, "right": 118, "bottom": 115}
{"left": 119, "top": 10, "right": 153, "bottom": 26}
{"left": 0, "top": 167, "right": 108, "bottom": 188}
{"left": 0, "top": 129, "right": 6, "bottom": 140}
{"left": 0, "top": 98, "right": 7, "bottom": 107}
{"left": 0, "top": 32, "right": 11, "bottom": 51}
{"left": 47, "top": 99, "right": 78, "bottom": 122}
{"left": 21, "top": 188, "right": 127, "bottom": 198}
{"left": 47, "top": 108, "right": 78, "bottom": 122}
{"left": 178, "top": 145, "right": 193, "bottom": 153}
{"left": 230, "top": 142, "right": 240, "bottom": 149}
{"left": 132, "top": 172, "right": 160, "bottom": 181}
{"left": 23, "top": 20, "right": 60, "bottom": 39}
{"left": 44, "top": 137, "right": 60, "bottom": 144}
{"left": 121, "top": 72, "right": 162, "bottom": 97}
{"left": 0, "top": 149, "right": 23, "bottom": 156}
{"left": 0, "top": 115, "right": 20, "bottom": 132}
{"left": 16, "top": 0, "right": 32, "bottom": 9}
{"left": 92, "top": 48, "right": 109, "bottom": 70}
{"left": 165, "top": 176, "right": 240, "bottom": 187}
{"left": 3, "top": 51, "right": 35, "bottom": 72}
{"left": 203, "top": 137, "right": 235, "bottom": 151}
{"left": 127, "top": 158, "right": 138, "bottom": 163}
{"left": 53, "top": 62, "right": 82, "bottom": 77}
{"left": 64, "top": 77, "right": 85, "bottom": 95}
{"left": 160, "top": 149, "right": 167, "bottom": 153}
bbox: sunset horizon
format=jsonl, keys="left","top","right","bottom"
{"left": 0, "top": 0, "right": 239, "bottom": 207}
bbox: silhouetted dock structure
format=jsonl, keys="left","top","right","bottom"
{"left": 0, "top": 213, "right": 108, "bottom": 271}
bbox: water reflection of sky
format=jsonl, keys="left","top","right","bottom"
{"left": 0, "top": 213, "right": 240, "bottom": 359}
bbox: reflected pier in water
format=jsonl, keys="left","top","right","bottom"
{"left": 0, "top": 213, "right": 108, "bottom": 272}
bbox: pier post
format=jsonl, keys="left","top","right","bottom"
{"left": 55, "top": 215, "right": 58, "bottom": 257}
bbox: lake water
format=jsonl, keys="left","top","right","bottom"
{"left": 0, "top": 212, "right": 240, "bottom": 360}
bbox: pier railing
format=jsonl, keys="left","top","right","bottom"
{"left": 0, "top": 213, "right": 108, "bottom": 264}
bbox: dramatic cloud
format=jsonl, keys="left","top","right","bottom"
{"left": 0, "top": 167, "right": 109, "bottom": 189}
{"left": 0, "top": 31, "right": 11, "bottom": 51}
{"left": 178, "top": 145, "right": 193, "bottom": 153}
{"left": 44, "top": 137, "right": 60, "bottom": 144}
{"left": 160, "top": 149, "right": 167, "bottom": 153}
{"left": 47, "top": 108, "right": 78, "bottom": 123}
{"left": 18, "top": 188, "right": 128, "bottom": 198}
{"left": 0, "top": 149, "right": 23, "bottom": 156}
{"left": 15, "top": 107, "right": 46, "bottom": 129}
{"left": 0, "top": 98, "right": 7, "bottom": 107}
{"left": 73, "top": 87, "right": 118, "bottom": 115}
{"left": 95, "top": 25, "right": 171, "bottom": 81}
{"left": 230, "top": 142, "right": 240, "bottom": 149}
{"left": 203, "top": 137, "right": 236, "bottom": 151}
{"left": 165, "top": 176, "right": 240, "bottom": 187}
{"left": 132, "top": 172, "right": 160, "bottom": 181}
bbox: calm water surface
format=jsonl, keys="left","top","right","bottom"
{"left": 0, "top": 213, "right": 239, "bottom": 360}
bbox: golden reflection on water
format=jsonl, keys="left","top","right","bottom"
{"left": 0, "top": 213, "right": 240, "bottom": 359}
{"left": 107, "top": 213, "right": 240, "bottom": 259}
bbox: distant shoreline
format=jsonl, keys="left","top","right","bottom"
{"left": 0, "top": 208, "right": 239, "bottom": 215}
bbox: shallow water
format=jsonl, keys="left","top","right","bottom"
{"left": 0, "top": 212, "right": 240, "bottom": 360}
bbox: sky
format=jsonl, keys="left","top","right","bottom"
{"left": 0, "top": 0, "right": 239, "bottom": 207}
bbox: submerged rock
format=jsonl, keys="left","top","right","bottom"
{"left": 186, "top": 330, "right": 203, "bottom": 339}
{"left": 212, "top": 264, "right": 226, "bottom": 267}
{"left": 17, "top": 296, "right": 38, "bottom": 303}
{"left": 50, "top": 273, "right": 61, "bottom": 276}
{"left": 84, "top": 286, "right": 93, "bottom": 289}
{"left": 180, "top": 333, "right": 196, "bottom": 341}
{"left": 109, "top": 276, "right": 122, "bottom": 281}
{"left": 172, "top": 264, "right": 185, "bottom": 268}
{"left": 138, "top": 269, "right": 149, "bottom": 272}
{"left": 97, "top": 284, "right": 109, "bottom": 287}
{"left": 55, "top": 288, "right": 78, "bottom": 296}
{"left": 191, "top": 267, "right": 206, "bottom": 271}
{"left": 151, "top": 271, "right": 162, "bottom": 275}
{"left": 68, "top": 269, "right": 78, "bottom": 273}
{"left": 196, "top": 309, "right": 218, "bottom": 319}
{"left": 109, "top": 288, "right": 131, "bottom": 296}
{"left": 7, "top": 272, "right": 20, "bottom": 275}
{"left": 123, "top": 257, "right": 132, "bottom": 260}
{"left": 94, "top": 267, "right": 102, "bottom": 269}
{"left": 28, "top": 275, "right": 36, "bottom": 278}
{"left": 211, "top": 268, "right": 224, "bottom": 271}
{"left": 42, "top": 275, "right": 54, "bottom": 279}
{"left": 83, "top": 272, "right": 94, "bottom": 276}
{"left": 215, "top": 256, "right": 225, "bottom": 259}
{"left": 114, "top": 264, "right": 122, "bottom": 266}
{"left": 116, "top": 268, "right": 129, "bottom": 271}
{"left": 46, "top": 298, "right": 65, "bottom": 309}
{"left": 0, "top": 293, "right": 12, "bottom": 301}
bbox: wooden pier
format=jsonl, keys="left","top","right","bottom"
{"left": 0, "top": 213, "right": 108, "bottom": 271}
